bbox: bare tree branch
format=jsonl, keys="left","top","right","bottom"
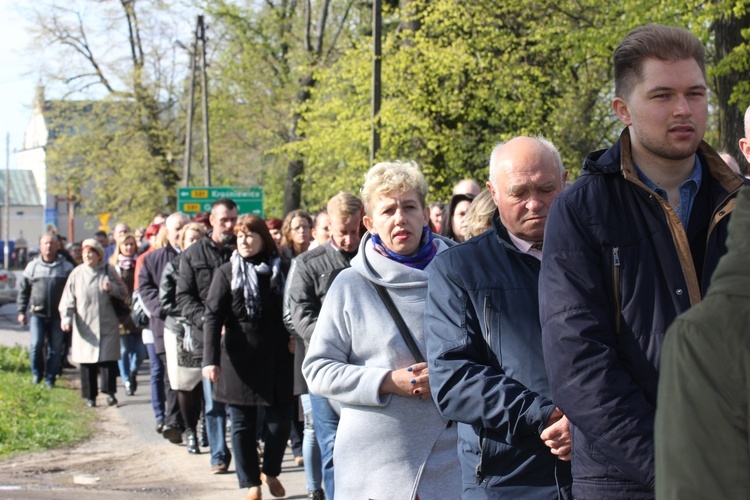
{"left": 314, "top": 0, "right": 330, "bottom": 57}
{"left": 323, "top": 0, "right": 356, "bottom": 65}
{"left": 304, "top": 0, "right": 312, "bottom": 53}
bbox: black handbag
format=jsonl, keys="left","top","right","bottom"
{"left": 105, "top": 264, "right": 132, "bottom": 323}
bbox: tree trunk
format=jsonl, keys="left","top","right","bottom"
{"left": 713, "top": 9, "right": 750, "bottom": 162}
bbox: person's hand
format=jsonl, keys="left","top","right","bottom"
{"left": 102, "top": 277, "right": 111, "bottom": 292}
{"left": 202, "top": 365, "right": 220, "bottom": 383}
{"left": 17, "top": 313, "right": 26, "bottom": 326}
{"left": 379, "top": 362, "right": 431, "bottom": 398}
{"left": 288, "top": 337, "right": 296, "bottom": 354}
{"left": 61, "top": 322, "right": 71, "bottom": 333}
{"left": 541, "top": 407, "right": 571, "bottom": 461}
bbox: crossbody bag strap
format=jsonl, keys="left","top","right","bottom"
{"left": 370, "top": 281, "right": 425, "bottom": 364}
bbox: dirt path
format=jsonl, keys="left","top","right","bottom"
{"left": 0, "top": 373, "right": 306, "bottom": 499}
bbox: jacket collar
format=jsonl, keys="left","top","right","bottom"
{"left": 584, "top": 128, "right": 744, "bottom": 195}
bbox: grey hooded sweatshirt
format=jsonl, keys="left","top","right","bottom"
{"left": 303, "top": 232, "right": 461, "bottom": 500}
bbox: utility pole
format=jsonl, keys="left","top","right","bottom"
{"left": 183, "top": 15, "right": 211, "bottom": 187}
{"left": 183, "top": 23, "right": 198, "bottom": 187}
{"left": 4, "top": 134, "right": 9, "bottom": 270}
{"left": 199, "top": 15, "right": 211, "bottom": 187}
{"left": 371, "top": 0, "right": 382, "bottom": 166}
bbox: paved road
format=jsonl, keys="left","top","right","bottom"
{"left": 0, "top": 302, "right": 309, "bottom": 499}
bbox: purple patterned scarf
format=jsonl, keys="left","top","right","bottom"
{"left": 371, "top": 226, "right": 437, "bottom": 270}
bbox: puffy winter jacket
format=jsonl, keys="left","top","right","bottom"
{"left": 539, "top": 129, "right": 744, "bottom": 499}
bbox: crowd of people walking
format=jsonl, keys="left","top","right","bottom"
{"left": 15, "top": 22, "right": 750, "bottom": 500}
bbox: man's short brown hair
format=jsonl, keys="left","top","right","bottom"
{"left": 614, "top": 24, "right": 706, "bottom": 98}
{"left": 327, "top": 191, "right": 363, "bottom": 219}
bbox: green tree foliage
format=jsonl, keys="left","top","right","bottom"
{"left": 205, "top": 0, "right": 368, "bottom": 217}
{"left": 29, "top": 0, "right": 189, "bottom": 227}
{"left": 295, "top": 0, "right": 750, "bottom": 204}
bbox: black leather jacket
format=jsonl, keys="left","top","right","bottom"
{"left": 175, "top": 233, "right": 235, "bottom": 359}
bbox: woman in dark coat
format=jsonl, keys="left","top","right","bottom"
{"left": 203, "top": 214, "right": 294, "bottom": 500}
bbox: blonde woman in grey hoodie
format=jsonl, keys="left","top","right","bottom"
{"left": 303, "top": 161, "right": 461, "bottom": 500}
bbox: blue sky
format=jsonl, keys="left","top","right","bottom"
{"left": 0, "top": 0, "right": 38, "bottom": 167}
{"left": 0, "top": 1, "right": 199, "bottom": 169}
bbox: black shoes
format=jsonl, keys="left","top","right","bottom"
{"left": 162, "top": 425, "right": 183, "bottom": 444}
{"left": 198, "top": 416, "right": 209, "bottom": 447}
{"left": 106, "top": 394, "right": 118, "bottom": 406}
{"left": 156, "top": 418, "right": 165, "bottom": 434}
{"left": 124, "top": 381, "right": 134, "bottom": 396}
{"left": 308, "top": 490, "right": 325, "bottom": 500}
{"left": 185, "top": 429, "right": 200, "bottom": 454}
{"left": 86, "top": 399, "right": 96, "bottom": 408}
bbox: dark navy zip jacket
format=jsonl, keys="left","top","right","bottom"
{"left": 539, "top": 129, "right": 744, "bottom": 499}
{"left": 425, "top": 213, "right": 572, "bottom": 499}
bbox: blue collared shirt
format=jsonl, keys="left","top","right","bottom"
{"left": 635, "top": 156, "right": 702, "bottom": 228}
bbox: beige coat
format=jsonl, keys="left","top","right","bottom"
{"left": 59, "top": 263, "right": 128, "bottom": 364}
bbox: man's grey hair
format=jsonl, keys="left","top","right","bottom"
{"left": 488, "top": 136, "right": 565, "bottom": 189}
{"left": 166, "top": 212, "right": 190, "bottom": 227}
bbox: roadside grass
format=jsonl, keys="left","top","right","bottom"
{"left": 0, "top": 345, "right": 95, "bottom": 458}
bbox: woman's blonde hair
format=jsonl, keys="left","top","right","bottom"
{"left": 464, "top": 189, "right": 496, "bottom": 239}
{"left": 109, "top": 233, "right": 137, "bottom": 266}
{"left": 360, "top": 161, "right": 427, "bottom": 215}
{"left": 178, "top": 222, "right": 207, "bottom": 250}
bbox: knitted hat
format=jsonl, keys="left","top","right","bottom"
{"left": 81, "top": 238, "right": 105, "bottom": 259}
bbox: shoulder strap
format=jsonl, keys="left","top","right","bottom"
{"left": 370, "top": 282, "right": 425, "bottom": 364}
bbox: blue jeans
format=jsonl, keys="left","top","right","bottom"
{"left": 29, "top": 316, "right": 63, "bottom": 385}
{"left": 118, "top": 332, "right": 145, "bottom": 384}
{"left": 202, "top": 376, "right": 231, "bottom": 467}
{"left": 309, "top": 392, "right": 340, "bottom": 498}
{"left": 301, "top": 394, "right": 323, "bottom": 492}
{"left": 146, "top": 343, "right": 165, "bottom": 421}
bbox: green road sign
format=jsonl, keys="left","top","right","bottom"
{"left": 177, "top": 186, "right": 264, "bottom": 217}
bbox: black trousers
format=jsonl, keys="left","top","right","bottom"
{"left": 80, "top": 361, "right": 118, "bottom": 399}
{"left": 229, "top": 402, "right": 293, "bottom": 488}
{"left": 159, "top": 352, "right": 184, "bottom": 428}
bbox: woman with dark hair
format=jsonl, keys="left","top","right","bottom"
{"left": 203, "top": 214, "right": 294, "bottom": 500}
{"left": 265, "top": 218, "right": 283, "bottom": 253}
{"left": 439, "top": 193, "right": 475, "bottom": 243}
{"left": 279, "top": 210, "right": 313, "bottom": 275}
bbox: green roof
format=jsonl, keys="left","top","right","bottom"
{"left": 0, "top": 170, "right": 42, "bottom": 206}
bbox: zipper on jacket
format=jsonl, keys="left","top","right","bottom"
{"left": 612, "top": 246, "right": 621, "bottom": 335}
{"left": 483, "top": 297, "right": 493, "bottom": 361}
{"left": 475, "top": 428, "right": 486, "bottom": 484}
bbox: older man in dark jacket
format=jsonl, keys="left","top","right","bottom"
{"left": 18, "top": 234, "right": 75, "bottom": 387}
{"left": 539, "top": 25, "right": 745, "bottom": 499}
{"left": 425, "top": 136, "right": 572, "bottom": 499}
{"left": 138, "top": 212, "right": 189, "bottom": 439}
{"left": 176, "top": 198, "right": 237, "bottom": 475}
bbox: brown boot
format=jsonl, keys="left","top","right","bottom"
{"left": 260, "top": 473, "right": 285, "bottom": 498}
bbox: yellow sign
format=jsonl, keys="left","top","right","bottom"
{"left": 183, "top": 203, "right": 202, "bottom": 212}
{"left": 98, "top": 212, "right": 112, "bottom": 231}
{"left": 191, "top": 190, "right": 209, "bottom": 198}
